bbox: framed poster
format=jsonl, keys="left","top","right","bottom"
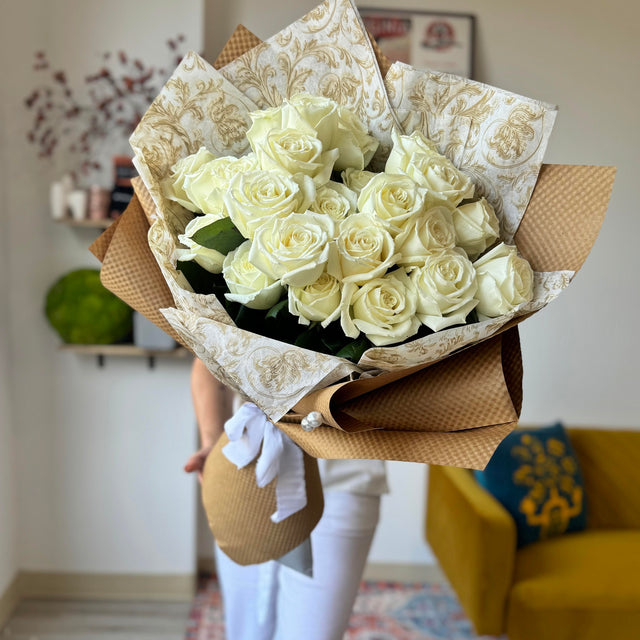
{"left": 360, "top": 9, "right": 475, "bottom": 78}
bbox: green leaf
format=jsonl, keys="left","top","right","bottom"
{"left": 336, "top": 334, "right": 372, "bottom": 362}
{"left": 265, "top": 299, "right": 288, "bottom": 320}
{"left": 177, "top": 260, "right": 226, "bottom": 296}
{"left": 191, "top": 217, "right": 245, "bottom": 254}
{"left": 294, "top": 327, "right": 322, "bottom": 350}
{"left": 233, "top": 304, "right": 266, "bottom": 333}
{"left": 319, "top": 321, "right": 351, "bottom": 354}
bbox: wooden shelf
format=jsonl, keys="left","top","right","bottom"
{"left": 59, "top": 343, "right": 191, "bottom": 367}
{"left": 54, "top": 217, "right": 115, "bottom": 229}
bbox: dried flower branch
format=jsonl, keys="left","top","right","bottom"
{"left": 25, "top": 36, "right": 189, "bottom": 177}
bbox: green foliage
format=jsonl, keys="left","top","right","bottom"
{"left": 45, "top": 269, "right": 132, "bottom": 344}
{"left": 191, "top": 217, "right": 245, "bottom": 254}
{"left": 265, "top": 299, "right": 288, "bottom": 320}
{"left": 465, "top": 308, "right": 479, "bottom": 325}
{"left": 177, "top": 260, "right": 227, "bottom": 296}
{"left": 335, "top": 334, "right": 372, "bottom": 361}
{"left": 176, "top": 261, "right": 373, "bottom": 363}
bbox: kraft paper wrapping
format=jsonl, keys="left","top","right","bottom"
{"left": 90, "top": 0, "right": 615, "bottom": 562}
{"left": 89, "top": 195, "right": 185, "bottom": 345}
{"left": 281, "top": 327, "right": 523, "bottom": 468}
{"left": 202, "top": 433, "right": 324, "bottom": 565}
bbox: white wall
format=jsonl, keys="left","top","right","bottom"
{"left": 2, "top": 0, "right": 203, "bottom": 577}
{"left": 204, "top": 0, "right": 639, "bottom": 567}
{"left": 0, "top": 329, "right": 16, "bottom": 596}
{"left": 0, "top": 28, "right": 18, "bottom": 594}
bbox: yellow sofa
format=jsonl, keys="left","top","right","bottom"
{"left": 426, "top": 428, "right": 640, "bottom": 640}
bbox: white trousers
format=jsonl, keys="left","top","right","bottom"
{"left": 215, "top": 491, "right": 380, "bottom": 640}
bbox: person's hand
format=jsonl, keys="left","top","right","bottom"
{"left": 184, "top": 444, "right": 214, "bottom": 483}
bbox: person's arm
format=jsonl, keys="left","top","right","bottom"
{"left": 184, "top": 358, "right": 230, "bottom": 481}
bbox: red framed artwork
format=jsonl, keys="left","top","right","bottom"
{"left": 360, "top": 8, "right": 475, "bottom": 78}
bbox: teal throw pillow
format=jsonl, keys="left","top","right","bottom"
{"left": 474, "top": 423, "right": 587, "bottom": 547}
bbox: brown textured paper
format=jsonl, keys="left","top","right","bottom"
{"left": 89, "top": 195, "right": 185, "bottom": 345}
{"left": 213, "top": 25, "right": 262, "bottom": 70}
{"left": 202, "top": 433, "right": 324, "bottom": 565}
{"left": 515, "top": 164, "right": 616, "bottom": 273}
{"left": 281, "top": 327, "right": 522, "bottom": 469}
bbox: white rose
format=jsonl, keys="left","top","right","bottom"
{"left": 385, "top": 129, "right": 439, "bottom": 175}
{"left": 327, "top": 213, "right": 398, "bottom": 284}
{"left": 175, "top": 212, "right": 229, "bottom": 274}
{"left": 247, "top": 95, "right": 378, "bottom": 173}
{"left": 247, "top": 96, "right": 334, "bottom": 154}
{"left": 249, "top": 212, "right": 335, "bottom": 287}
{"left": 225, "top": 170, "right": 315, "bottom": 239}
{"left": 357, "top": 173, "right": 428, "bottom": 236}
{"left": 287, "top": 95, "right": 378, "bottom": 170}
{"left": 247, "top": 103, "right": 307, "bottom": 150}
{"left": 474, "top": 243, "right": 534, "bottom": 317}
{"left": 410, "top": 248, "right": 478, "bottom": 331}
{"left": 288, "top": 272, "right": 342, "bottom": 326}
{"left": 163, "top": 147, "right": 215, "bottom": 212}
{"left": 341, "top": 168, "right": 376, "bottom": 196}
{"left": 410, "top": 154, "right": 475, "bottom": 207}
{"left": 287, "top": 94, "right": 340, "bottom": 151}
{"left": 222, "top": 241, "right": 284, "bottom": 310}
{"left": 340, "top": 269, "right": 420, "bottom": 346}
{"left": 309, "top": 181, "right": 357, "bottom": 223}
{"left": 452, "top": 198, "right": 501, "bottom": 260}
{"left": 333, "top": 104, "right": 379, "bottom": 171}
{"left": 396, "top": 206, "right": 456, "bottom": 267}
{"left": 184, "top": 154, "right": 257, "bottom": 214}
{"left": 253, "top": 128, "right": 338, "bottom": 185}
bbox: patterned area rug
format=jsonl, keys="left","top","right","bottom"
{"left": 186, "top": 577, "right": 503, "bottom": 639}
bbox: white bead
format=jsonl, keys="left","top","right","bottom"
{"left": 301, "top": 411, "right": 323, "bottom": 431}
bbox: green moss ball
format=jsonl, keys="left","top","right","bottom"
{"left": 45, "top": 269, "right": 133, "bottom": 344}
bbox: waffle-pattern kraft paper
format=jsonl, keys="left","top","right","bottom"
{"left": 201, "top": 433, "right": 324, "bottom": 566}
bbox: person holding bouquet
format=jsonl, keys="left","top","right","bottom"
{"left": 185, "top": 357, "right": 388, "bottom": 640}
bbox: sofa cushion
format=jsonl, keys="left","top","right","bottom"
{"left": 507, "top": 531, "right": 640, "bottom": 640}
{"left": 475, "top": 423, "right": 587, "bottom": 546}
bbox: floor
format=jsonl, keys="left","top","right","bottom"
{"left": 186, "top": 577, "right": 500, "bottom": 640}
{"left": 1, "top": 598, "right": 191, "bottom": 640}
{"left": 1, "top": 571, "right": 487, "bottom": 639}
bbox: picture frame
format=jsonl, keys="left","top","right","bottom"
{"left": 360, "top": 8, "right": 476, "bottom": 79}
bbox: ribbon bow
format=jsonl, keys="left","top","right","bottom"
{"left": 222, "top": 403, "right": 307, "bottom": 523}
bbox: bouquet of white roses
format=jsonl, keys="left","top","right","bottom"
{"left": 164, "top": 94, "right": 535, "bottom": 357}
{"left": 92, "top": 0, "right": 614, "bottom": 564}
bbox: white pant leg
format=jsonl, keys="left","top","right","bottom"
{"left": 273, "top": 491, "right": 380, "bottom": 640}
{"left": 215, "top": 491, "right": 380, "bottom": 640}
{"left": 214, "top": 544, "right": 278, "bottom": 640}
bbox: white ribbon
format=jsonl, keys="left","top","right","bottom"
{"left": 222, "top": 403, "right": 307, "bottom": 523}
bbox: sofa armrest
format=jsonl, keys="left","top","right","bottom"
{"left": 426, "top": 464, "right": 516, "bottom": 636}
